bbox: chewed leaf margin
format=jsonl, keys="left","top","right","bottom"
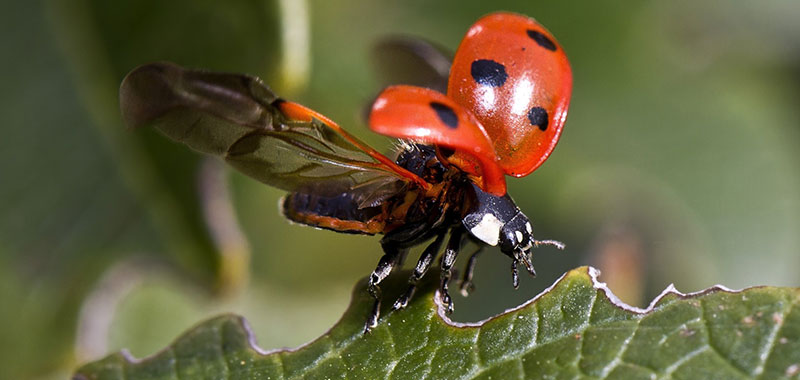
{"left": 74, "top": 267, "right": 800, "bottom": 380}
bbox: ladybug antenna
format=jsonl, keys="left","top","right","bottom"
{"left": 534, "top": 239, "right": 566, "bottom": 250}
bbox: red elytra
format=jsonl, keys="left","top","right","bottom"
{"left": 448, "top": 12, "right": 572, "bottom": 178}
{"left": 369, "top": 85, "right": 506, "bottom": 196}
{"left": 370, "top": 12, "right": 572, "bottom": 195}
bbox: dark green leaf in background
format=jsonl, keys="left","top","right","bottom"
{"left": 47, "top": 0, "right": 292, "bottom": 292}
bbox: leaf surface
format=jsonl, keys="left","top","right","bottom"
{"left": 74, "top": 267, "right": 800, "bottom": 380}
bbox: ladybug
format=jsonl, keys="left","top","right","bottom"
{"left": 119, "top": 11, "right": 572, "bottom": 332}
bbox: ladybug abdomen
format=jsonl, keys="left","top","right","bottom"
{"left": 281, "top": 192, "right": 387, "bottom": 235}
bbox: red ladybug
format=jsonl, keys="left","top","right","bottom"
{"left": 119, "top": 12, "right": 572, "bottom": 332}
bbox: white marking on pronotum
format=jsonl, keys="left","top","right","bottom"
{"left": 525, "top": 221, "right": 532, "bottom": 233}
{"left": 514, "top": 230, "right": 523, "bottom": 243}
{"left": 469, "top": 213, "right": 502, "bottom": 246}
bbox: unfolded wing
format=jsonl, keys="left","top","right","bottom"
{"left": 120, "top": 62, "right": 426, "bottom": 207}
{"left": 371, "top": 36, "right": 453, "bottom": 93}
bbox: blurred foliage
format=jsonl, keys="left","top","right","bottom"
{"left": 0, "top": 0, "right": 798, "bottom": 378}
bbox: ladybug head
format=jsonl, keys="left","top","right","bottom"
{"left": 498, "top": 212, "right": 534, "bottom": 255}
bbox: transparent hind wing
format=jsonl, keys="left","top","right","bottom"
{"left": 121, "top": 62, "right": 430, "bottom": 205}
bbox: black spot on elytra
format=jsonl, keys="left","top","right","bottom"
{"left": 527, "top": 107, "right": 549, "bottom": 131}
{"left": 430, "top": 102, "right": 459, "bottom": 129}
{"left": 526, "top": 30, "right": 557, "bottom": 51}
{"left": 471, "top": 59, "right": 508, "bottom": 87}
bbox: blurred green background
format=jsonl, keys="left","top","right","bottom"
{"left": 2, "top": 0, "right": 799, "bottom": 378}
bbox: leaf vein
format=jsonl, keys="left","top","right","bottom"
{"left": 596, "top": 323, "right": 638, "bottom": 378}
{"left": 383, "top": 324, "right": 400, "bottom": 379}
{"left": 698, "top": 299, "right": 751, "bottom": 378}
{"left": 167, "top": 347, "right": 177, "bottom": 380}
{"left": 275, "top": 352, "right": 287, "bottom": 380}
{"left": 217, "top": 325, "right": 232, "bottom": 379}
{"left": 289, "top": 336, "right": 347, "bottom": 378}
{"left": 660, "top": 345, "right": 709, "bottom": 378}
{"left": 752, "top": 302, "right": 790, "bottom": 376}
{"left": 423, "top": 344, "right": 442, "bottom": 380}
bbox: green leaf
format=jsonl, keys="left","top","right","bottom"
{"left": 74, "top": 266, "right": 800, "bottom": 379}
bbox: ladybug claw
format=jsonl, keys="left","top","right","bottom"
{"left": 392, "top": 285, "right": 415, "bottom": 310}
{"left": 439, "top": 290, "right": 455, "bottom": 314}
{"left": 459, "top": 247, "right": 483, "bottom": 297}
{"left": 459, "top": 279, "right": 475, "bottom": 297}
{"left": 364, "top": 298, "right": 380, "bottom": 334}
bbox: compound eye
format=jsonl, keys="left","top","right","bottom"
{"left": 499, "top": 228, "right": 519, "bottom": 253}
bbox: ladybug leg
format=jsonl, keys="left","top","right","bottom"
{"left": 510, "top": 248, "right": 537, "bottom": 289}
{"left": 459, "top": 246, "right": 484, "bottom": 297}
{"left": 392, "top": 231, "right": 447, "bottom": 311}
{"left": 510, "top": 257, "right": 520, "bottom": 289}
{"left": 439, "top": 227, "right": 465, "bottom": 314}
{"left": 365, "top": 244, "right": 407, "bottom": 333}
